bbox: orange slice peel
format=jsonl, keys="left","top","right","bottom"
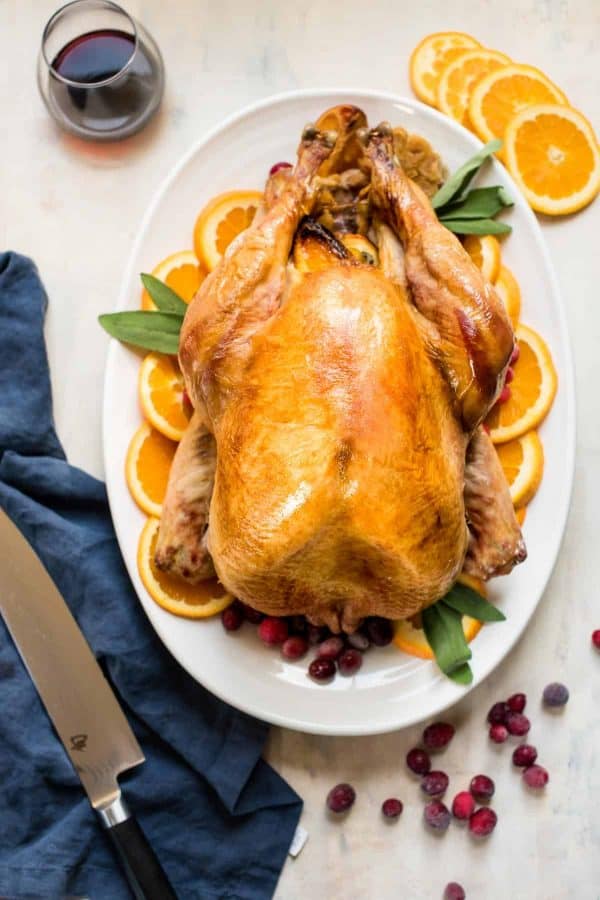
{"left": 194, "top": 190, "right": 263, "bottom": 272}
{"left": 138, "top": 352, "right": 192, "bottom": 442}
{"left": 409, "top": 31, "right": 480, "bottom": 107}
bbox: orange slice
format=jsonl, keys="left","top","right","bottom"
{"left": 515, "top": 506, "right": 527, "bottom": 526}
{"left": 486, "top": 324, "right": 558, "bottom": 443}
{"left": 495, "top": 430, "right": 544, "bottom": 507}
{"left": 494, "top": 264, "right": 521, "bottom": 327}
{"left": 469, "top": 64, "right": 568, "bottom": 147}
{"left": 409, "top": 32, "right": 480, "bottom": 107}
{"left": 138, "top": 518, "right": 233, "bottom": 618}
{"left": 141, "top": 250, "right": 206, "bottom": 310}
{"left": 463, "top": 234, "right": 501, "bottom": 283}
{"left": 125, "top": 421, "right": 177, "bottom": 517}
{"left": 138, "top": 352, "right": 192, "bottom": 442}
{"left": 393, "top": 575, "right": 486, "bottom": 659}
{"left": 194, "top": 190, "right": 263, "bottom": 272}
{"left": 341, "top": 233, "right": 380, "bottom": 266}
{"left": 437, "top": 48, "right": 511, "bottom": 127}
{"left": 504, "top": 104, "right": 600, "bottom": 215}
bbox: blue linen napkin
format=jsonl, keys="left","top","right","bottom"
{"left": 0, "top": 251, "right": 302, "bottom": 900}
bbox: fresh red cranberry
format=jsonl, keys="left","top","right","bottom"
{"left": 406, "top": 748, "right": 431, "bottom": 775}
{"left": 317, "top": 636, "right": 345, "bottom": 660}
{"left": 487, "top": 701, "right": 509, "bottom": 725}
{"left": 523, "top": 765, "right": 549, "bottom": 789}
{"left": 452, "top": 791, "right": 475, "bottom": 820}
{"left": 288, "top": 615, "right": 307, "bottom": 635}
{"left": 489, "top": 723, "right": 508, "bottom": 743}
{"left": 365, "top": 617, "right": 394, "bottom": 646}
{"left": 381, "top": 797, "right": 403, "bottom": 819}
{"left": 221, "top": 602, "right": 244, "bottom": 632}
{"left": 307, "top": 624, "right": 328, "bottom": 645}
{"left": 338, "top": 648, "right": 363, "bottom": 676}
{"left": 512, "top": 744, "right": 538, "bottom": 768}
{"left": 482, "top": 422, "right": 490, "bottom": 434}
{"left": 511, "top": 343, "right": 520, "bottom": 364}
{"left": 258, "top": 616, "right": 288, "bottom": 645}
{"left": 269, "top": 161, "right": 293, "bottom": 176}
{"left": 444, "top": 884, "right": 466, "bottom": 900}
{"left": 470, "top": 775, "right": 495, "bottom": 802}
{"left": 498, "top": 385, "right": 512, "bottom": 404}
{"left": 592, "top": 629, "right": 600, "bottom": 650}
{"left": 504, "top": 366, "right": 515, "bottom": 384}
{"left": 469, "top": 807, "right": 497, "bottom": 836}
{"left": 241, "top": 603, "right": 264, "bottom": 625}
{"left": 182, "top": 388, "right": 193, "bottom": 411}
{"left": 423, "top": 722, "right": 455, "bottom": 751}
{"left": 308, "top": 657, "right": 336, "bottom": 683}
{"left": 507, "top": 692, "right": 527, "bottom": 713}
{"left": 542, "top": 682, "right": 569, "bottom": 707}
{"left": 281, "top": 636, "right": 308, "bottom": 660}
{"left": 506, "top": 712, "right": 531, "bottom": 736}
{"left": 347, "top": 630, "right": 370, "bottom": 650}
{"left": 421, "top": 771, "right": 449, "bottom": 797}
{"left": 326, "top": 782, "right": 355, "bottom": 813}
{"left": 424, "top": 800, "right": 451, "bottom": 831}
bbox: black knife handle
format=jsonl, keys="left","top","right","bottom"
{"left": 99, "top": 798, "right": 178, "bottom": 900}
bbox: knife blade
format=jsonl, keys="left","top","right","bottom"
{"left": 0, "top": 508, "right": 177, "bottom": 900}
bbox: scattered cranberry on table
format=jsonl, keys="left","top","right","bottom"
{"left": 444, "top": 883, "right": 466, "bottom": 900}
{"left": 542, "top": 682, "right": 569, "bottom": 708}
{"left": 523, "top": 765, "right": 549, "bottom": 789}
{"left": 489, "top": 723, "right": 509, "bottom": 743}
{"left": 452, "top": 791, "right": 475, "bottom": 820}
{"left": 470, "top": 774, "right": 495, "bottom": 802}
{"left": 512, "top": 744, "right": 538, "bottom": 768}
{"left": 221, "top": 602, "right": 244, "bottom": 632}
{"left": 468, "top": 807, "right": 497, "bottom": 837}
{"left": 308, "top": 657, "right": 336, "bottom": 683}
{"left": 506, "top": 711, "right": 531, "bottom": 736}
{"left": 406, "top": 748, "right": 432, "bottom": 775}
{"left": 507, "top": 692, "right": 527, "bottom": 713}
{"left": 338, "top": 648, "right": 363, "bottom": 676}
{"left": 326, "top": 783, "right": 356, "bottom": 813}
{"left": 258, "top": 616, "right": 288, "bottom": 645}
{"left": 421, "top": 770, "right": 449, "bottom": 797}
{"left": 281, "top": 636, "right": 308, "bottom": 660}
{"left": 424, "top": 800, "right": 451, "bottom": 831}
{"left": 423, "top": 721, "right": 455, "bottom": 751}
{"left": 381, "top": 797, "right": 403, "bottom": 819}
{"left": 487, "top": 701, "right": 509, "bottom": 725}
{"left": 592, "top": 629, "right": 600, "bottom": 650}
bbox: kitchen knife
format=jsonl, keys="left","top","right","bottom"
{"left": 0, "top": 509, "right": 177, "bottom": 900}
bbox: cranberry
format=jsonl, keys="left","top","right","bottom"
{"left": 307, "top": 624, "right": 328, "bottom": 645}
{"left": 542, "top": 682, "right": 569, "bottom": 708}
{"left": 469, "top": 807, "right": 497, "bottom": 837}
{"left": 317, "top": 636, "right": 345, "bottom": 660}
{"left": 308, "top": 657, "right": 335, "bottom": 683}
{"left": 499, "top": 385, "right": 511, "bottom": 404}
{"left": 523, "top": 765, "right": 549, "bottom": 789}
{"left": 258, "top": 616, "right": 288, "bottom": 645}
{"left": 592, "top": 629, "right": 600, "bottom": 650}
{"left": 452, "top": 791, "right": 475, "bottom": 820}
{"left": 326, "top": 783, "right": 355, "bottom": 813}
{"left": 421, "top": 771, "right": 449, "bottom": 797}
{"left": 424, "top": 800, "right": 451, "bottom": 831}
{"left": 507, "top": 692, "right": 527, "bottom": 713}
{"left": 288, "top": 615, "right": 307, "bottom": 635}
{"left": 512, "top": 744, "right": 538, "bottom": 768}
{"left": 182, "top": 388, "right": 193, "bottom": 410}
{"left": 504, "top": 366, "right": 515, "bottom": 384}
{"left": 487, "top": 701, "right": 509, "bottom": 725}
{"left": 338, "top": 648, "right": 363, "bottom": 676}
{"left": 269, "top": 161, "right": 293, "bottom": 176}
{"left": 511, "top": 343, "right": 520, "bottom": 364}
{"left": 381, "top": 797, "right": 403, "bottom": 819}
{"left": 281, "top": 636, "right": 308, "bottom": 660}
{"left": 444, "top": 884, "right": 466, "bottom": 900}
{"left": 347, "top": 630, "right": 370, "bottom": 651}
{"left": 482, "top": 423, "right": 490, "bottom": 434}
{"left": 221, "top": 602, "right": 244, "bottom": 632}
{"left": 506, "top": 712, "right": 530, "bottom": 736}
{"left": 241, "top": 603, "right": 264, "bottom": 625}
{"left": 406, "top": 748, "right": 431, "bottom": 775}
{"left": 470, "top": 775, "right": 495, "bottom": 802}
{"left": 423, "top": 722, "right": 455, "bottom": 751}
{"left": 489, "top": 723, "right": 508, "bottom": 743}
{"left": 365, "top": 616, "right": 394, "bottom": 646}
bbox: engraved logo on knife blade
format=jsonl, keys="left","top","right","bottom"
{"left": 70, "top": 733, "right": 88, "bottom": 752}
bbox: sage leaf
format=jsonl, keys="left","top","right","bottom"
{"left": 98, "top": 311, "right": 183, "bottom": 354}
{"left": 422, "top": 603, "right": 472, "bottom": 677}
{"left": 438, "top": 186, "right": 513, "bottom": 221}
{"left": 441, "top": 218, "right": 512, "bottom": 236}
{"left": 140, "top": 273, "right": 188, "bottom": 315}
{"left": 442, "top": 583, "right": 506, "bottom": 622}
{"left": 432, "top": 139, "right": 503, "bottom": 210}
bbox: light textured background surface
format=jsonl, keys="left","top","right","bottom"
{"left": 1, "top": 2, "right": 599, "bottom": 898}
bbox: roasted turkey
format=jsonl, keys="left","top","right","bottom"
{"left": 155, "top": 106, "right": 526, "bottom": 633}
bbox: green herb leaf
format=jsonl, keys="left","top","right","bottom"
{"left": 422, "top": 603, "right": 472, "bottom": 678}
{"left": 441, "top": 218, "right": 512, "bottom": 236}
{"left": 448, "top": 663, "right": 474, "bottom": 685}
{"left": 441, "top": 583, "right": 506, "bottom": 622}
{"left": 432, "top": 139, "right": 503, "bottom": 210}
{"left": 438, "top": 186, "right": 513, "bottom": 221}
{"left": 98, "top": 311, "right": 183, "bottom": 354}
{"left": 140, "top": 273, "right": 188, "bottom": 315}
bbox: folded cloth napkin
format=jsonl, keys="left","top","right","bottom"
{"left": 0, "top": 252, "right": 302, "bottom": 900}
